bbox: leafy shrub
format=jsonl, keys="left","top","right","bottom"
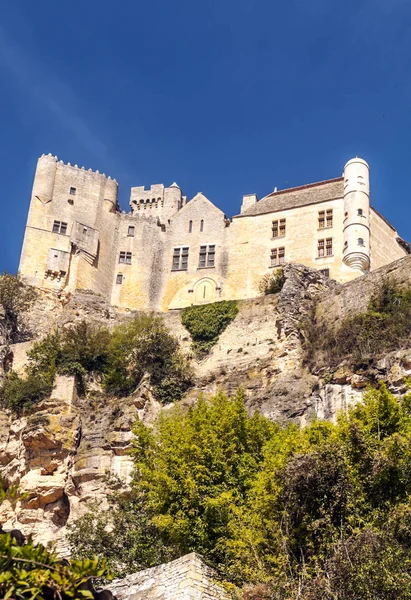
{"left": 305, "top": 280, "right": 411, "bottom": 368}
{"left": 258, "top": 269, "right": 285, "bottom": 295}
{"left": 70, "top": 384, "right": 411, "bottom": 597}
{"left": 181, "top": 300, "right": 239, "bottom": 358}
{"left": 0, "top": 316, "right": 191, "bottom": 412}
{"left": 0, "top": 272, "right": 36, "bottom": 344}
{"left": 0, "top": 531, "right": 109, "bottom": 599}
{"left": 0, "top": 372, "right": 52, "bottom": 414}
{"left": 104, "top": 314, "right": 192, "bottom": 401}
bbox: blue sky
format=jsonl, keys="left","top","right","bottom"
{"left": 1, "top": 0, "right": 411, "bottom": 273}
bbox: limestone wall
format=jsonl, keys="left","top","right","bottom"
{"left": 19, "top": 155, "right": 408, "bottom": 313}
{"left": 370, "top": 208, "right": 406, "bottom": 270}
{"left": 106, "top": 552, "right": 229, "bottom": 600}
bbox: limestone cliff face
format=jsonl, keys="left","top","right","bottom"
{"left": 1, "top": 257, "right": 411, "bottom": 550}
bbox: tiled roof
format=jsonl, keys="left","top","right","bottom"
{"left": 236, "top": 177, "right": 344, "bottom": 217}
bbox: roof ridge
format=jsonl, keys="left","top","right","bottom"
{"left": 264, "top": 176, "right": 344, "bottom": 199}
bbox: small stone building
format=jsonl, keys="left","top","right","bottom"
{"left": 106, "top": 553, "right": 229, "bottom": 599}
{"left": 18, "top": 155, "right": 408, "bottom": 311}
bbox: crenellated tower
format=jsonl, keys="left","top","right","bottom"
{"left": 342, "top": 157, "right": 371, "bottom": 272}
{"left": 19, "top": 154, "right": 119, "bottom": 299}
{"left": 129, "top": 181, "right": 185, "bottom": 222}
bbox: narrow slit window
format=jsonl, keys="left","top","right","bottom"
{"left": 127, "top": 226, "right": 135, "bottom": 237}
{"left": 200, "top": 219, "right": 204, "bottom": 232}
{"left": 189, "top": 220, "right": 193, "bottom": 233}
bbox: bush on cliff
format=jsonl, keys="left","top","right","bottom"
{"left": 69, "top": 384, "right": 411, "bottom": 598}
{"left": 0, "top": 272, "right": 37, "bottom": 344}
{"left": 181, "top": 300, "right": 239, "bottom": 358}
{"left": 258, "top": 269, "right": 285, "bottom": 295}
{"left": 305, "top": 279, "right": 411, "bottom": 368}
{"left": 0, "top": 316, "right": 192, "bottom": 412}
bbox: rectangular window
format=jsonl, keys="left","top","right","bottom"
{"left": 52, "top": 220, "right": 68, "bottom": 235}
{"left": 319, "top": 268, "right": 330, "bottom": 277}
{"left": 272, "top": 219, "right": 286, "bottom": 238}
{"left": 172, "top": 247, "right": 189, "bottom": 271}
{"left": 319, "top": 209, "right": 333, "bottom": 228}
{"left": 69, "top": 187, "right": 77, "bottom": 195}
{"left": 271, "top": 247, "right": 285, "bottom": 266}
{"left": 116, "top": 274, "right": 123, "bottom": 284}
{"left": 318, "top": 239, "right": 325, "bottom": 257}
{"left": 119, "top": 251, "right": 132, "bottom": 264}
{"left": 199, "top": 245, "right": 215, "bottom": 268}
{"left": 326, "top": 238, "right": 333, "bottom": 256}
{"left": 127, "top": 226, "right": 135, "bottom": 237}
{"left": 326, "top": 209, "right": 333, "bottom": 228}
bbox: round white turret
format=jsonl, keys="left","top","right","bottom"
{"left": 342, "top": 157, "right": 370, "bottom": 271}
{"left": 32, "top": 154, "right": 58, "bottom": 204}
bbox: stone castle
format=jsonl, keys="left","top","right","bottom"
{"left": 18, "top": 154, "right": 408, "bottom": 311}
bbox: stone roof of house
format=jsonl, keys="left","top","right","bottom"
{"left": 236, "top": 177, "right": 344, "bottom": 217}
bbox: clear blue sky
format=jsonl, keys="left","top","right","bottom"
{"left": 1, "top": 0, "right": 411, "bottom": 274}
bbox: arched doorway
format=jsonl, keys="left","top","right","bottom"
{"left": 194, "top": 278, "right": 217, "bottom": 304}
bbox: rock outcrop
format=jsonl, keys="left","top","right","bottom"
{"left": 1, "top": 257, "right": 411, "bottom": 550}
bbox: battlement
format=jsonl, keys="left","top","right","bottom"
{"left": 39, "top": 153, "right": 117, "bottom": 182}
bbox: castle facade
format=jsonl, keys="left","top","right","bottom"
{"left": 18, "top": 155, "right": 408, "bottom": 311}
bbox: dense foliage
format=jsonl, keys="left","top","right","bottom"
{"left": 305, "top": 280, "right": 411, "bottom": 368}
{"left": 181, "top": 300, "right": 239, "bottom": 358}
{"left": 0, "top": 273, "right": 37, "bottom": 344}
{"left": 258, "top": 269, "right": 285, "bottom": 295}
{"left": 0, "top": 531, "right": 109, "bottom": 599}
{"left": 0, "top": 316, "right": 192, "bottom": 413}
{"left": 69, "top": 385, "right": 411, "bottom": 598}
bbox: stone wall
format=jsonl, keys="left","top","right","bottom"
{"left": 18, "top": 155, "right": 408, "bottom": 314}
{"left": 106, "top": 553, "right": 229, "bottom": 600}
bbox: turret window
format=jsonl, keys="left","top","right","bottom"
{"left": 318, "top": 209, "right": 333, "bottom": 229}
{"left": 272, "top": 219, "right": 286, "bottom": 238}
{"left": 358, "top": 237, "right": 365, "bottom": 246}
{"left": 358, "top": 208, "right": 364, "bottom": 216}
{"left": 52, "top": 220, "right": 68, "bottom": 235}
{"left": 119, "top": 251, "right": 132, "bottom": 264}
{"left": 172, "top": 247, "right": 189, "bottom": 271}
{"left": 69, "top": 187, "right": 76, "bottom": 195}
{"left": 199, "top": 245, "right": 215, "bottom": 268}
{"left": 318, "top": 238, "right": 333, "bottom": 257}
{"left": 127, "top": 226, "right": 135, "bottom": 237}
{"left": 271, "top": 247, "right": 285, "bottom": 266}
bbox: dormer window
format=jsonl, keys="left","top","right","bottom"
{"left": 69, "top": 187, "right": 76, "bottom": 195}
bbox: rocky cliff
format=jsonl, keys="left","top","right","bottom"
{"left": 1, "top": 257, "right": 411, "bottom": 552}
